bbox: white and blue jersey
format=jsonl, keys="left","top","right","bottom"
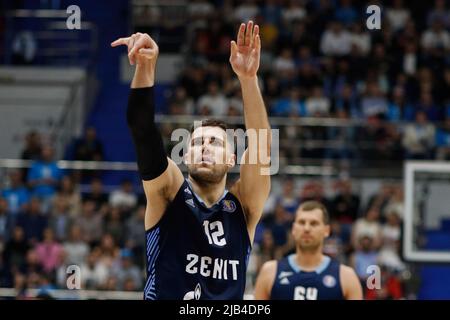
{"left": 270, "top": 255, "right": 344, "bottom": 300}
{"left": 144, "top": 179, "right": 251, "bottom": 300}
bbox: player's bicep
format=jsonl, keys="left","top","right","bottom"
{"left": 142, "top": 158, "right": 184, "bottom": 230}
{"left": 253, "top": 260, "right": 276, "bottom": 300}
{"left": 340, "top": 265, "right": 363, "bottom": 300}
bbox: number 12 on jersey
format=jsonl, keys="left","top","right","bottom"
{"left": 203, "top": 220, "right": 227, "bottom": 247}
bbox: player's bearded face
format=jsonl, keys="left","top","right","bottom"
{"left": 185, "top": 126, "right": 235, "bottom": 184}
{"left": 292, "top": 209, "right": 330, "bottom": 251}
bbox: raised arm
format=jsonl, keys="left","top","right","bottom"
{"left": 111, "top": 33, "right": 183, "bottom": 230}
{"left": 229, "top": 21, "right": 271, "bottom": 242}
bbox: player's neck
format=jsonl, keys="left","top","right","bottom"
{"left": 295, "top": 249, "right": 324, "bottom": 271}
{"left": 188, "top": 175, "right": 227, "bottom": 208}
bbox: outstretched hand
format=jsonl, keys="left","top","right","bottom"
{"left": 230, "top": 21, "right": 261, "bottom": 79}
{"left": 111, "top": 32, "right": 158, "bottom": 66}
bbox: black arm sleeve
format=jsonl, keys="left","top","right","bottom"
{"left": 127, "top": 87, "right": 168, "bottom": 181}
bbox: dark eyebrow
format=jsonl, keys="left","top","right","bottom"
{"left": 192, "top": 136, "right": 225, "bottom": 142}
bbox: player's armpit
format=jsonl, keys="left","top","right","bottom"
{"left": 340, "top": 265, "right": 364, "bottom": 300}
{"left": 142, "top": 158, "right": 184, "bottom": 230}
{"left": 253, "top": 260, "right": 277, "bottom": 300}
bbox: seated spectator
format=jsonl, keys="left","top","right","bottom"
{"left": 187, "top": 0, "right": 214, "bottom": 21}
{"left": 51, "top": 175, "right": 81, "bottom": 218}
{"left": 16, "top": 197, "right": 48, "bottom": 245}
{"left": 63, "top": 225, "right": 89, "bottom": 266}
{"left": 125, "top": 205, "right": 146, "bottom": 266}
{"left": 350, "top": 236, "right": 379, "bottom": 284}
{"left": 427, "top": 0, "right": 450, "bottom": 27}
{"left": 2, "top": 226, "right": 30, "bottom": 285}
{"left": 334, "top": 0, "right": 359, "bottom": 26}
{"left": 320, "top": 21, "right": 352, "bottom": 57}
{"left": 80, "top": 249, "right": 109, "bottom": 289}
{"left": 261, "top": 0, "right": 282, "bottom": 26}
{"left": 421, "top": 18, "right": 450, "bottom": 53}
{"left": 383, "top": 185, "right": 404, "bottom": 220}
{"left": 360, "top": 83, "right": 388, "bottom": 119}
{"left": 233, "top": 0, "right": 259, "bottom": 22}
{"left": 275, "top": 177, "right": 299, "bottom": 215}
{"left": 351, "top": 207, "right": 382, "bottom": 250}
{"left": 305, "top": 86, "right": 331, "bottom": 116}
{"left": 386, "top": 0, "right": 411, "bottom": 32}
{"left": 402, "top": 111, "right": 436, "bottom": 159}
{"left": 72, "top": 126, "right": 105, "bottom": 183}
{"left": 73, "top": 200, "right": 104, "bottom": 246}
{"left": 273, "top": 48, "right": 296, "bottom": 81}
{"left": 416, "top": 92, "right": 441, "bottom": 122}
{"left": 169, "top": 86, "right": 194, "bottom": 115}
{"left": 109, "top": 179, "right": 138, "bottom": 213}
{"left": 27, "top": 146, "right": 63, "bottom": 212}
{"left": 2, "top": 170, "right": 30, "bottom": 216}
{"left": 379, "top": 211, "right": 405, "bottom": 272}
{"left": 20, "top": 131, "right": 42, "bottom": 184}
{"left": 272, "top": 88, "right": 305, "bottom": 117}
{"left": 34, "top": 228, "right": 63, "bottom": 274}
{"left": 48, "top": 197, "right": 72, "bottom": 242}
{"left": 73, "top": 127, "right": 104, "bottom": 162}
{"left": 264, "top": 204, "right": 291, "bottom": 248}
{"left": 281, "top": 0, "right": 307, "bottom": 24}
{"left": 332, "top": 180, "right": 360, "bottom": 222}
{"left": 349, "top": 22, "right": 371, "bottom": 56}
{"left": 83, "top": 177, "right": 109, "bottom": 211}
{"left": 105, "top": 207, "right": 125, "bottom": 246}
{"left": 196, "top": 81, "right": 228, "bottom": 116}
{"left": 97, "top": 233, "right": 120, "bottom": 269}
{"left": 111, "top": 249, "right": 142, "bottom": 291}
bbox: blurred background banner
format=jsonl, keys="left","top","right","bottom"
{"left": 0, "top": 0, "right": 450, "bottom": 300}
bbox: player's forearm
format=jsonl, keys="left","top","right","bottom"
{"left": 127, "top": 86, "right": 168, "bottom": 180}
{"left": 240, "top": 76, "right": 271, "bottom": 152}
{"left": 131, "top": 60, "right": 156, "bottom": 88}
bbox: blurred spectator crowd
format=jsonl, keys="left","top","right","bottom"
{"left": 0, "top": 129, "right": 416, "bottom": 299}
{"left": 136, "top": 0, "right": 450, "bottom": 163}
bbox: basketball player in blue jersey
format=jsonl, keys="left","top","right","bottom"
{"left": 111, "top": 21, "right": 271, "bottom": 300}
{"left": 254, "top": 201, "right": 363, "bottom": 300}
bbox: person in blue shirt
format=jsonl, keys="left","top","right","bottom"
{"left": 2, "top": 170, "right": 30, "bottom": 216}
{"left": 27, "top": 146, "right": 63, "bottom": 207}
{"left": 16, "top": 197, "right": 48, "bottom": 244}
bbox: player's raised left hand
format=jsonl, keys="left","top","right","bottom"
{"left": 230, "top": 21, "right": 261, "bottom": 80}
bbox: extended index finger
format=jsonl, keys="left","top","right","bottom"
{"left": 111, "top": 37, "right": 129, "bottom": 47}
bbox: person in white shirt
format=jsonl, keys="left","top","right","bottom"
{"left": 386, "top": 0, "right": 411, "bottom": 32}
{"left": 109, "top": 179, "right": 138, "bottom": 210}
{"left": 421, "top": 19, "right": 450, "bottom": 52}
{"left": 320, "top": 21, "right": 353, "bottom": 57}
{"left": 196, "top": 81, "right": 229, "bottom": 116}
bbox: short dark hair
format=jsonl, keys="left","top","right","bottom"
{"left": 190, "top": 119, "right": 228, "bottom": 133}
{"left": 297, "top": 201, "right": 330, "bottom": 225}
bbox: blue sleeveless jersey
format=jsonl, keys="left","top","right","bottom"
{"left": 144, "top": 179, "right": 251, "bottom": 300}
{"left": 270, "top": 255, "right": 344, "bottom": 300}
